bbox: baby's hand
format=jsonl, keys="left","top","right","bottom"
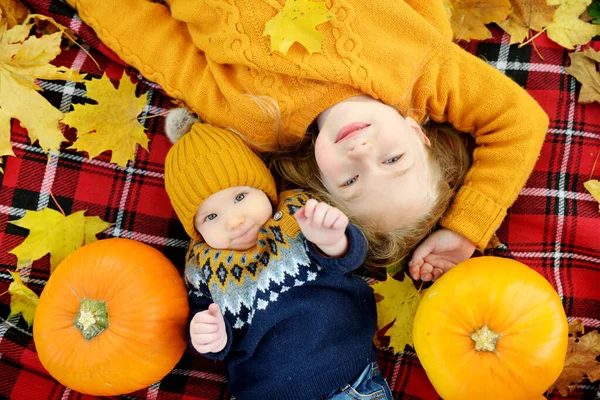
{"left": 408, "top": 228, "right": 476, "bottom": 282}
{"left": 189, "top": 303, "right": 227, "bottom": 354}
{"left": 295, "top": 199, "right": 349, "bottom": 257}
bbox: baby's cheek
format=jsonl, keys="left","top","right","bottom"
{"left": 197, "top": 225, "right": 221, "bottom": 248}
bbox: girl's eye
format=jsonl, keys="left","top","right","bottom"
{"left": 342, "top": 176, "right": 358, "bottom": 187}
{"left": 205, "top": 213, "right": 217, "bottom": 222}
{"left": 235, "top": 193, "right": 246, "bottom": 202}
{"left": 384, "top": 155, "right": 403, "bottom": 164}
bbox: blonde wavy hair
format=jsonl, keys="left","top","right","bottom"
{"left": 271, "top": 121, "right": 472, "bottom": 268}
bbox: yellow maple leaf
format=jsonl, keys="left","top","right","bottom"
{"left": 565, "top": 48, "right": 600, "bottom": 104}
{"left": 546, "top": 0, "right": 600, "bottom": 49}
{"left": 583, "top": 179, "right": 600, "bottom": 212}
{"left": 446, "top": 0, "right": 512, "bottom": 41}
{"left": 263, "top": 0, "right": 334, "bottom": 55}
{"left": 9, "top": 208, "right": 113, "bottom": 273}
{"left": 372, "top": 274, "right": 425, "bottom": 353}
{"left": 7, "top": 270, "right": 39, "bottom": 327}
{"left": 0, "top": 14, "right": 85, "bottom": 160}
{"left": 0, "top": 0, "right": 29, "bottom": 28}
{"left": 62, "top": 74, "right": 149, "bottom": 167}
{"left": 547, "top": 320, "right": 600, "bottom": 396}
{"left": 497, "top": 0, "right": 558, "bottom": 44}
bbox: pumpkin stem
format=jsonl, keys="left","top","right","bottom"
{"left": 74, "top": 299, "right": 109, "bottom": 341}
{"left": 470, "top": 325, "right": 501, "bottom": 352}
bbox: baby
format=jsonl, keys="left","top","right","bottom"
{"left": 164, "top": 121, "right": 393, "bottom": 400}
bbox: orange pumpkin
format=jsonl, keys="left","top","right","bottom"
{"left": 33, "top": 238, "right": 189, "bottom": 396}
{"left": 413, "top": 256, "right": 568, "bottom": 400}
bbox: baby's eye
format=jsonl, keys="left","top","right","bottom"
{"left": 235, "top": 193, "right": 246, "bottom": 202}
{"left": 342, "top": 176, "right": 358, "bottom": 187}
{"left": 205, "top": 213, "right": 217, "bottom": 222}
{"left": 383, "top": 155, "right": 403, "bottom": 164}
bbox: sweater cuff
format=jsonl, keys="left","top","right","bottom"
{"left": 307, "top": 224, "right": 367, "bottom": 274}
{"left": 440, "top": 185, "right": 507, "bottom": 253}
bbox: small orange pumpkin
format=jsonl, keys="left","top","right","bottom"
{"left": 33, "top": 238, "right": 189, "bottom": 396}
{"left": 413, "top": 256, "right": 568, "bottom": 400}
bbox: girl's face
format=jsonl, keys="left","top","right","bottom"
{"left": 315, "top": 95, "right": 434, "bottom": 231}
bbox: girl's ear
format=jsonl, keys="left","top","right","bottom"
{"left": 406, "top": 117, "right": 431, "bottom": 147}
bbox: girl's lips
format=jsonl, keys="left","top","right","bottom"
{"left": 335, "top": 122, "right": 370, "bottom": 143}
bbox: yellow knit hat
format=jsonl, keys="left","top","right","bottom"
{"left": 164, "top": 123, "right": 278, "bottom": 241}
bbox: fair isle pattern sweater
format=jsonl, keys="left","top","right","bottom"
{"left": 184, "top": 191, "right": 377, "bottom": 400}
{"left": 65, "top": 0, "right": 549, "bottom": 251}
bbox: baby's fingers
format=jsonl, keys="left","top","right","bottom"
{"left": 190, "top": 322, "right": 219, "bottom": 335}
{"left": 322, "top": 207, "right": 339, "bottom": 228}
{"left": 310, "top": 202, "right": 328, "bottom": 228}
{"left": 192, "top": 337, "right": 224, "bottom": 354}
{"left": 332, "top": 212, "right": 348, "bottom": 230}
{"left": 303, "top": 199, "right": 318, "bottom": 218}
{"left": 294, "top": 207, "right": 307, "bottom": 224}
{"left": 192, "top": 332, "right": 222, "bottom": 346}
{"left": 192, "top": 311, "right": 218, "bottom": 325}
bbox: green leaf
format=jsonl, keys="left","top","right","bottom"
{"left": 588, "top": 1, "right": 600, "bottom": 18}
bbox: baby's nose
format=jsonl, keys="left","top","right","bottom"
{"left": 228, "top": 215, "right": 245, "bottom": 230}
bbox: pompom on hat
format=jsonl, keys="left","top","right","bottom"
{"left": 164, "top": 122, "right": 277, "bottom": 241}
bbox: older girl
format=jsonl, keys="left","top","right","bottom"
{"left": 65, "top": 0, "right": 549, "bottom": 280}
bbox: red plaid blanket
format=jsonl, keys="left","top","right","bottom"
{"left": 1, "top": 1, "right": 598, "bottom": 399}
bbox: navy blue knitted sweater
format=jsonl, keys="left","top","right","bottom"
{"left": 184, "top": 191, "right": 377, "bottom": 400}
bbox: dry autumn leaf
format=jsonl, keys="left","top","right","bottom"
{"left": 497, "top": 0, "right": 558, "bottom": 44}
{"left": 62, "top": 74, "right": 149, "bottom": 167}
{"left": 565, "top": 48, "right": 600, "bottom": 104}
{"left": 9, "top": 208, "right": 113, "bottom": 272}
{"left": 263, "top": 0, "right": 334, "bottom": 54}
{"left": 583, "top": 179, "right": 600, "bottom": 211}
{"left": 372, "top": 274, "right": 424, "bottom": 352}
{"left": 0, "top": 0, "right": 29, "bottom": 28}
{"left": 547, "top": 320, "right": 600, "bottom": 396}
{"left": 445, "top": 0, "right": 512, "bottom": 41}
{"left": 546, "top": 0, "right": 600, "bottom": 49}
{"left": 0, "top": 13, "right": 85, "bottom": 165}
{"left": 7, "top": 270, "right": 39, "bottom": 327}
{"left": 29, "top": 14, "right": 78, "bottom": 45}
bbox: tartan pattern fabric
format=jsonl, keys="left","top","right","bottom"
{"left": 0, "top": 0, "right": 598, "bottom": 398}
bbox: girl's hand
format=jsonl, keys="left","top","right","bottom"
{"left": 190, "top": 303, "right": 227, "bottom": 354}
{"left": 408, "top": 228, "right": 476, "bottom": 282}
{"left": 295, "top": 199, "right": 349, "bottom": 257}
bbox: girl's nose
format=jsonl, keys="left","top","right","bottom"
{"left": 228, "top": 215, "right": 246, "bottom": 230}
{"left": 347, "top": 140, "right": 373, "bottom": 158}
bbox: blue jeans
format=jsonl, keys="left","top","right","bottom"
{"left": 324, "top": 362, "right": 394, "bottom": 399}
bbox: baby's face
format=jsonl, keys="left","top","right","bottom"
{"left": 315, "top": 95, "right": 435, "bottom": 231}
{"left": 194, "top": 186, "right": 273, "bottom": 251}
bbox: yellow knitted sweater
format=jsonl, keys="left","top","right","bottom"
{"left": 65, "top": 0, "right": 549, "bottom": 251}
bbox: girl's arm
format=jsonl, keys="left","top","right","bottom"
{"left": 414, "top": 41, "right": 549, "bottom": 252}
{"left": 64, "top": 0, "right": 215, "bottom": 121}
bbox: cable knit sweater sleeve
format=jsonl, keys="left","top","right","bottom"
{"left": 63, "top": 0, "right": 222, "bottom": 125}
{"left": 411, "top": 41, "right": 549, "bottom": 251}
